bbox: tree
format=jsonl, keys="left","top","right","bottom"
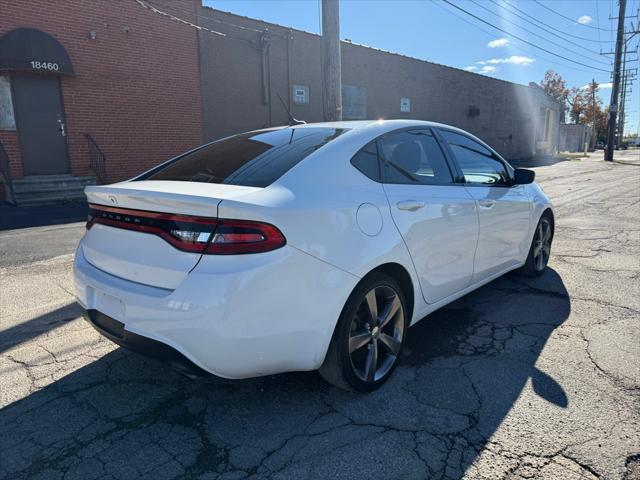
{"left": 592, "top": 106, "right": 609, "bottom": 143}
{"left": 573, "top": 81, "right": 608, "bottom": 143}
{"left": 581, "top": 81, "right": 601, "bottom": 126}
{"left": 540, "top": 70, "right": 569, "bottom": 122}
{"left": 567, "top": 87, "right": 587, "bottom": 124}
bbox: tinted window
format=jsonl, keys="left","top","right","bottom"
{"left": 379, "top": 129, "right": 453, "bottom": 185}
{"left": 141, "top": 128, "right": 346, "bottom": 187}
{"left": 351, "top": 141, "right": 381, "bottom": 181}
{"left": 440, "top": 130, "right": 510, "bottom": 185}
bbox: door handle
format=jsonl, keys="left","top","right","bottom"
{"left": 478, "top": 199, "right": 495, "bottom": 208}
{"left": 396, "top": 200, "right": 425, "bottom": 211}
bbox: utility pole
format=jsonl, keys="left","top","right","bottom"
{"left": 618, "top": 69, "right": 627, "bottom": 147}
{"left": 321, "top": 0, "right": 342, "bottom": 121}
{"left": 605, "top": 0, "right": 627, "bottom": 161}
{"left": 591, "top": 79, "right": 597, "bottom": 150}
{"left": 617, "top": 42, "right": 629, "bottom": 147}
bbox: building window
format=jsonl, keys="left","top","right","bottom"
{"left": 400, "top": 97, "right": 411, "bottom": 113}
{"left": 342, "top": 84, "right": 367, "bottom": 120}
{"left": 292, "top": 85, "right": 309, "bottom": 105}
{"left": 0, "top": 76, "right": 16, "bottom": 130}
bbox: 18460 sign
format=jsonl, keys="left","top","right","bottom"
{"left": 30, "top": 61, "right": 59, "bottom": 72}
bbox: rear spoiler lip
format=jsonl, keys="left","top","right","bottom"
{"left": 84, "top": 182, "right": 263, "bottom": 218}
{"left": 85, "top": 187, "right": 221, "bottom": 218}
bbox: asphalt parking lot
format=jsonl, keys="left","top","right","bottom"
{"left": 1, "top": 150, "right": 639, "bottom": 480}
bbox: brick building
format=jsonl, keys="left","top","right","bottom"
{"left": 0, "top": 1, "right": 559, "bottom": 205}
{"left": 0, "top": 0, "right": 203, "bottom": 204}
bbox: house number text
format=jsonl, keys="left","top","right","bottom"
{"left": 30, "top": 61, "right": 59, "bottom": 71}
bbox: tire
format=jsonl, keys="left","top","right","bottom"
{"left": 319, "top": 273, "right": 408, "bottom": 392}
{"left": 520, "top": 212, "right": 554, "bottom": 277}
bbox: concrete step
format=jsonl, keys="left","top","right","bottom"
{"left": 9, "top": 175, "right": 96, "bottom": 207}
{"left": 12, "top": 176, "right": 97, "bottom": 193}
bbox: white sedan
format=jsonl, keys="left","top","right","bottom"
{"left": 74, "top": 120, "right": 554, "bottom": 391}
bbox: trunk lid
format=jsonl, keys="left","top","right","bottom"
{"left": 81, "top": 181, "right": 261, "bottom": 289}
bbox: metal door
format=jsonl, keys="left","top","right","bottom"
{"left": 12, "top": 76, "right": 69, "bottom": 175}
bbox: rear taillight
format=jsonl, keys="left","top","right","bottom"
{"left": 87, "top": 204, "right": 285, "bottom": 254}
{"left": 205, "top": 219, "right": 286, "bottom": 254}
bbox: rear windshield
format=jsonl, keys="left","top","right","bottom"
{"left": 139, "top": 127, "right": 346, "bottom": 187}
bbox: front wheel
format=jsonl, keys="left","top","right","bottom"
{"left": 319, "top": 273, "right": 408, "bottom": 392}
{"left": 520, "top": 213, "right": 554, "bottom": 277}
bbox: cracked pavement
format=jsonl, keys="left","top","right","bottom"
{"left": 1, "top": 150, "right": 639, "bottom": 479}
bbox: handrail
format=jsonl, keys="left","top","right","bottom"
{"left": 86, "top": 134, "right": 107, "bottom": 184}
{"left": 0, "top": 140, "right": 16, "bottom": 205}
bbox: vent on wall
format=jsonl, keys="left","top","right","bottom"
{"left": 468, "top": 106, "right": 480, "bottom": 117}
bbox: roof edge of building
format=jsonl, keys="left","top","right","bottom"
{"left": 199, "top": 3, "right": 539, "bottom": 91}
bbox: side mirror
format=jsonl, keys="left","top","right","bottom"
{"left": 513, "top": 168, "right": 535, "bottom": 185}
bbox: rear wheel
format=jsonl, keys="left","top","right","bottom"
{"left": 520, "top": 213, "right": 553, "bottom": 277}
{"left": 319, "top": 273, "right": 407, "bottom": 392}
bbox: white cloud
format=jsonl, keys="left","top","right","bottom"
{"left": 581, "top": 82, "right": 613, "bottom": 90}
{"left": 476, "top": 55, "right": 535, "bottom": 66}
{"left": 577, "top": 15, "right": 593, "bottom": 25}
{"left": 464, "top": 66, "right": 479, "bottom": 72}
{"left": 487, "top": 38, "right": 509, "bottom": 48}
{"left": 480, "top": 66, "right": 497, "bottom": 74}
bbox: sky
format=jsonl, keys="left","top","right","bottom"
{"left": 205, "top": 0, "right": 640, "bottom": 135}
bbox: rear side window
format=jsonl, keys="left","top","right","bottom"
{"left": 351, "top": 141, "right": 381, "bottom": 181}
{"left": 140, "top": 127, "right": 346, "bottom": 187}
{"left": 379, "top": 129, "right": 454, "bottom": 185}
{"left": 439, "top": 130, "right": 510, "bottom": 185}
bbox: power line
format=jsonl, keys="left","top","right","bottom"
{"left": 431, "top": 1, "right": 603, "bottom": 74}
{"left": 595, "top": 0, "right": 603, "bottom": 50}
{"left": 441, "top": 0, "right": 611, "bottom": 72}
{"left": 533, "top": 0, "right": 616, "bottom": 32}
{"left": 134, "top": 0, "right": 225, "bottom": 36}
{"left": 138, "top": 0, "right": 292, "bottom": 48}
{"left": 498, "top": 0, "right": 611, "bottom": 45}
{"left": 470, "top": 0, "right": 610, "bottom": 63}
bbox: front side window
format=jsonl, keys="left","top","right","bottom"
{"left": 379, "top": 129, "right": 453, "bottom": 185}
{"left": 140, "top": 127, "right": 346, "bottom": 187}
{"left": 440, "top": 130, "right": 510, "bottom": 186}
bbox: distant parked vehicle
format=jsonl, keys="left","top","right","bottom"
{"left": 595, "top": 141, "right": 605, "bottom": 149}
{"left": 74, "top": 120, "right": 554, "bottom": 391}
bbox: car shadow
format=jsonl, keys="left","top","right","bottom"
{"left": 0, "top": 302, "right": 81, "bottom": 354}
{"left": 0, "top": 269, "right": 570, "bottom": 479}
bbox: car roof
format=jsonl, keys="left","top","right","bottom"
{"left": 289, "top": 119, "right": 452, "bottom": 131}
{"left": 285, "top": 119, "right": 509, "bottom": 166}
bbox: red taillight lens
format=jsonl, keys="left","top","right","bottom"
{"left": 87, "top": 204, "right": 285, "bottom": 255}
{"left": 205, "top": 219, "right": 286, "bottom": 254}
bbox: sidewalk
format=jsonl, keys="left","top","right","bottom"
{"left": 607, "top": 148, "right": 640, "bottom": 166}
{"left": 510, "top": 148, "right": 640, "bottom": 169}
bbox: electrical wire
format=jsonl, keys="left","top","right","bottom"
{"left": 142, "top": 0, "right": 291, "bottom": 42}
{"left": 533, "top": 0, "right": 616, "bottom": 32}
{"left": 431, "top": 0, "right": 602, "bottom": 74}
{"left": 441, "top": 0, "right": 611, "bottom": 72}
{"left": 134, "top": 0, "right": 225, "bottom": 36}
{"left": 496, "top": 0, "right": 611, "bottom": 45}
{"left": 470, "top": 0, "right": 610, "bottom": 63}
{"left": 595, "top": 0, "right": 603, "bottom": 51}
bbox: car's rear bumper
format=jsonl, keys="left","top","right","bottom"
{"left": 81, "top": 307, "right": 209, "bottom": 377}
{"left": 74, "top": 242, "right": 358, "bottom": 379}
